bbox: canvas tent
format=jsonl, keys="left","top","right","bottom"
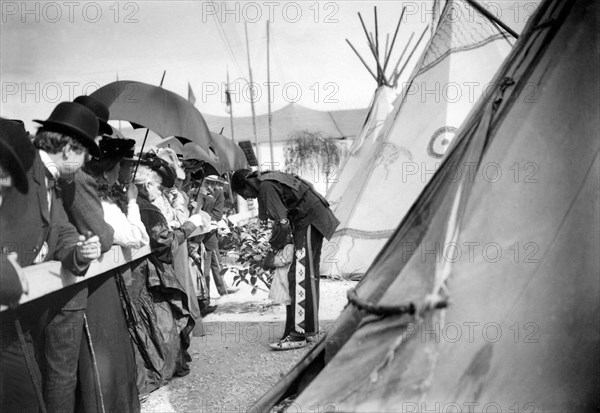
{"left": 326, "top": 86, "right": 396, "bottom": 204}
{"left": 321, "top": 0, "right": 513, "bottom": 279}
{"left": 203, "top": 103, "right": 366, "bottom": 143}
{"left": 252, "top": 0, "right": 599, "bottom": 411}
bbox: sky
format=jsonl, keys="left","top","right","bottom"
{"left": 0, "top": 0, "right": 540, "bottom": 132}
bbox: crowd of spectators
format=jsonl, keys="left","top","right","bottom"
{"left": 0, "top": 97, "right": 236, "bottom": 412}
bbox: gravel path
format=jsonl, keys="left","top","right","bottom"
{"left": 142, "top": 278, "right": 356, "bottom": 412}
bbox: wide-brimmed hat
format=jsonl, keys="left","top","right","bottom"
{"left": 157, "top": 147, "right": 186, "bottom": 180}
{"left": 0, "top": 118, "right": 36, "bottom": 193}
{"left": 34, "top": 102, "right": 100, "bottom": 156}
{"left": 205, "top": 174, "right": 226, "bottom": 184}
{"left": 74, "top": 95, "right": 112, "bottom": 135}
{"left": 140, "top": 152, "right": 176, "bottom": 188}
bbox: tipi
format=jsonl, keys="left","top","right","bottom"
{"left": 321, "top": 0, "right": 513, "bottom": 279}
{"left": 253, "top": 0, "right": 599, "bottom": 410}
{"left": 327, "top": 8, "right": 420, "bottom": 206}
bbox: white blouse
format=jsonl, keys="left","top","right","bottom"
{"left": 101, "top": 199, "right": 149, "bottom": 249}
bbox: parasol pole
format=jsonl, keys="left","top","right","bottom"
{"left": 245, "top": 22, "right": 260, "bottom": 172}
{"left": 116, "top": 72, "right": 122, "bottom": 132}
{"left": 132, "top": 70, "right": 166, "bottom": 182}
{"left": 266, "top": 21, "right": 274, "bottom": 170}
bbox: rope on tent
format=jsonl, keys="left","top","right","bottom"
{"left": 348, "top": 288, "right": 448, "bottom": 316}
{"left": 347, "top": 288, "right": 417, "bottom": 316}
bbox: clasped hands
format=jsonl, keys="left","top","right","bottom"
{"left": 75, "top": 232, "right": 102, "bottom": 262}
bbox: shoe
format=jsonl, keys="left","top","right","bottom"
{"left": 269, "top": 335, "right": 307, "bottom": 351}
{"left": 199, "top": 303, "right": 218, "bottom": 317}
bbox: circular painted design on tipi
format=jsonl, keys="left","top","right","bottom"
{"left": 427, "top": 126, "right": 457, "bottom": 159}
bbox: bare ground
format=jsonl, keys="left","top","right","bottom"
{"left": 141, "top": 277, "right": 356, "bottom": 413}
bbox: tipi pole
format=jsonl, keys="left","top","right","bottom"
{"left": 390, "top": 32, "right": 414, "bottom": 82}
{"left": 374, "top": 6, "right": 380, "bottom": 80}
{"left": 382, "top": 7, "right": 406, "bottom": 72}
{"left": 346, "top": 39, "right": 378, "bottom": 82}
{"left": 393, "top": 25, "right": 428, "bottom": 86}
{"left": 464, "top": 0, "right": 518, "bottom": 38}
{"left": 359, "top": 13, "right": 388, "bottom": 85}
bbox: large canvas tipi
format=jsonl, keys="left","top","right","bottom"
{"left": 326, "top": 85, "right": 395, "bottom": 204}
{"left": 253, "top": 0, "right": 599, "bottom": 410}
{"left": 321, "top": 0, "right": 513, "bottom": 279}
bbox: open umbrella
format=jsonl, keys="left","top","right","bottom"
{"left": 209, "top": 132, "right": 249, "bottom": 171}
{"left": 180, "top": 139, "right": 223, "bottom": 176}
{"left": 90, "top": 80, "right": 212, "bottom": 147}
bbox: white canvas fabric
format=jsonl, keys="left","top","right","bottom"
{"left": 326, "top": 86, "right": 396, "bottom": 207}
{"left": 321, "top": 0, "right": 512, "bottom": 279}
{"left": 287, "top": 0, "right": 599, "bottom": 411}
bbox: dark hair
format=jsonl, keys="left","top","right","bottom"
{"left": 33, "top": 129, "right": 86, "bottom": 154}
{"left": 231, "top": 169, "right": 252, "bottom": 193}
{"left": 84, "top": 156, "right": 121, "bottom": 178}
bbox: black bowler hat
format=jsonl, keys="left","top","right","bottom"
{"left": 34, "top": 102, "right": 100, "bottom": 156}
{"left": 0, "top": 118, "right": 36, "bottom": 193}
{"left": 74, "top": 95, "right": 113, "bottom": 135}
{"left": 98, "top": 137, "right": 136, "bottom": 160}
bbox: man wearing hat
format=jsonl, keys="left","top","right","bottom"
{"left": 1, "top": 104, "right": 102, "bottom": 410}
{"left": 29, "top": 101, "right": 104, "bottom": 412}
{"left": 196, "top": 175, "right": 237, "bottom": 303}
{"left": 73, "top": 95, "right": 113, "bottom": 136}
{"left": 0, "top": 118, "right": 43, "bottom": 412}
{"left": 231, "top": 169, "right": 339, "bottom": 350}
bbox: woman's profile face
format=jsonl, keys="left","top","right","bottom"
{"left": 104, "top": 162, "right": 121, "bottom": 185}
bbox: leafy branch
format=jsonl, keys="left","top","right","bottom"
{"left": 219, "top": 219, "right": 273, "bottom": 294}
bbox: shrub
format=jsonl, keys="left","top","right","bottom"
{"left": 219, "top": 218, "right": 273, "bottom": 293}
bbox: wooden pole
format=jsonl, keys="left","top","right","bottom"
{"left": 116, "top": 72, "right": 122, "bottom": 132}
{"left": 346, "top": 39, "right": 378, "bottom": 83}
{"left": 245, "top": 22, "right": 260, "bottom": 172}
{"left": 374, "top": 6, "right": 379, "bottom": 80}
{"left": 358, "top": 13, "right": 388, "bottom": 86}
{"left": 393, "top": 25, "right": 428, "bottom": 86}
{"left": 390, "top": 32, "right": 414, "bottom": 81}
{"left": 226, "top": 68, "right": 235, "bottom": 145}
{"left": 464, "top": 0, "right": 518, "bottom": 39}
{"left": 266, "top": 21, "right": 275, "bottom": 170}
{"left": 383, "top": 7, "right": 406, "bottom": 72}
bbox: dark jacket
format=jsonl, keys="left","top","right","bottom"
{"left": 256, "top": 171, "right": 340, "bottom": 240}
{"left": 0, "top": 151, "right": 88, "bottom": 274}
{"left": 194, "top": 188, "right": 224, "bottom": 222}
{"left": 59, "top": 169, "right": 114, "bottom": 253}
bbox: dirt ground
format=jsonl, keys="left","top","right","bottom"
{"left": 141, "top": 275, "right": 356, "bottom": 413}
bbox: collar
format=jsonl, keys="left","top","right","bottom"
{"left": 38, "top": 150, "right": 60, "bottom": 179}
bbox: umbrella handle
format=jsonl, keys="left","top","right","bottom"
{"left": 131, "top": 128, "right": 150, "bottom": 183}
